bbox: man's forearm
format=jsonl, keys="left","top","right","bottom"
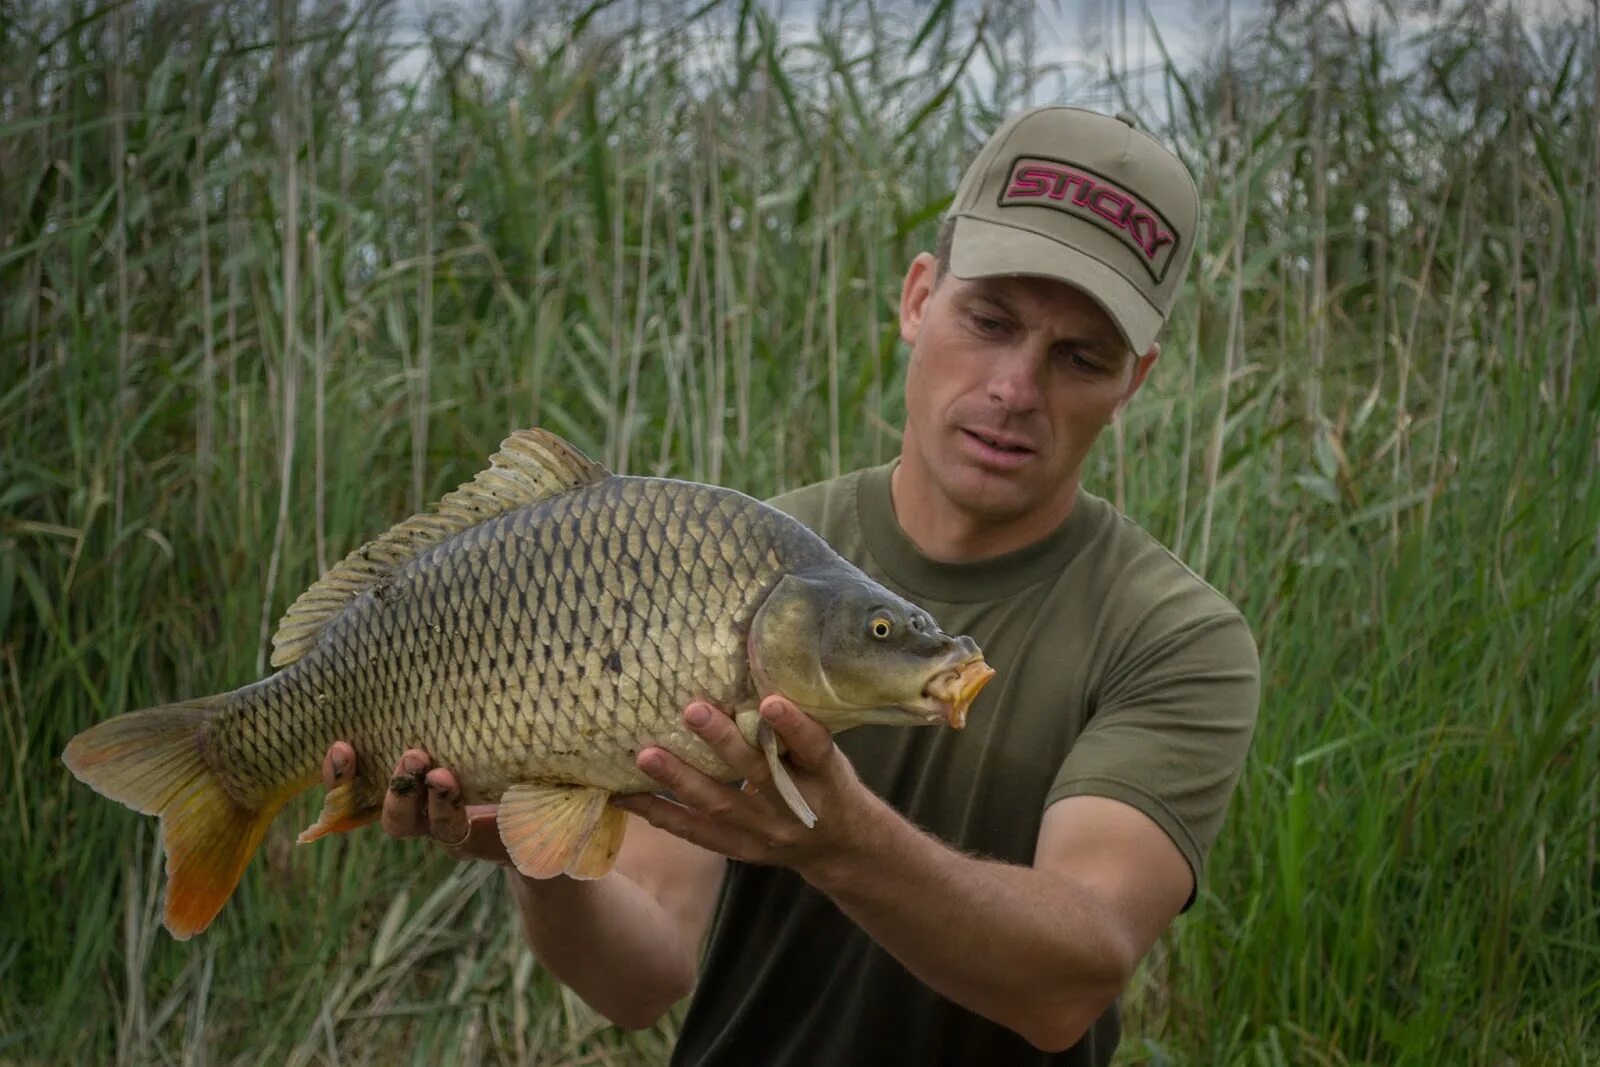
{"left": 506, "top": 869, "right": 697, "bottom": 1030}
{"left": 801, "top": 792, "right": 1134, "bottom": 1052}
{"left": 613, "top": 699, "right": 1148, "bottom": 1051}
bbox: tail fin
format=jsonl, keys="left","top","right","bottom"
{"left": 62, "top": 697, "right": 281, "bottom": 940}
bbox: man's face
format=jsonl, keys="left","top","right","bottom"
{"left": 898, "top": 253, "right": 1158, "bottom": 526}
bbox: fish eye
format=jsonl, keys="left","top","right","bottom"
{"left": 869, "top": 616, "right": 894, "bottom": 640}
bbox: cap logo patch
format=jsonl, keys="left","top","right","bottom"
{"left": 998, "top": 156, "right": 1179, "bottom": 282}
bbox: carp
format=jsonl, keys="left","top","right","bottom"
{"left": 63, "top": 429, "right": 994, "bottom": 939}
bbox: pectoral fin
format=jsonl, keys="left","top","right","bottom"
{"left": 498, "top": 783, "right": 626, "bottom": 880}
{"left": 757, "top": 721, "right": 817, "bottom": 829}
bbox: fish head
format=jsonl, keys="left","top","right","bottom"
{"left": 749, "top": 568, "right": 995, "bottom": 732}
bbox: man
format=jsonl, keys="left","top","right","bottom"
{"left": 322, "top": 106, "right": 1259, "bottom": 1064}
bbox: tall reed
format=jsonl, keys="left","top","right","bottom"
{"left": 1, "top": 1, "right": 1595, "bottom": 1062}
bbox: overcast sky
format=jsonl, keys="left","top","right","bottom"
{"left": 387, "top": 0, "right": 1585, "bottom": 120}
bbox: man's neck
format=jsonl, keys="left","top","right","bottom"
{"left": 888, "top": 459, "right": 1080, "bottom": 564}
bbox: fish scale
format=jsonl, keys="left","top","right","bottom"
{"left": 63, "top": 429, "right": 995, "bottom": 939}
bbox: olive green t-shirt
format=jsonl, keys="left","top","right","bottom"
{"left": 670, "top": 463, "right": 1260, "bottom": 1067}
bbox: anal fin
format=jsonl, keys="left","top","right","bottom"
{"left": 498, "top": 783, "right": 626, "bottom": 880}
{"left": 296, "top": 781, "right": 381, "bottom": 844}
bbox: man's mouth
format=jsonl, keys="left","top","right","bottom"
{"left": 961, "top": 428, "right": 1035, "bottom": 456}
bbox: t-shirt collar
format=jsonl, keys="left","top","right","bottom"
{"left": 855, "top": 460, "right": 1102, "bottom": 603}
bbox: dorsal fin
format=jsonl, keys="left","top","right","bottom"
{"left": 269, "top": 429, "right": 609, "bottom": 668}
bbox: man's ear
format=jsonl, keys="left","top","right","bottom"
{"left": 899, "top": 252, "right": 938, "bottom": 346}
{"left": 1111, "top": 342, "right": 1160, "bottom": 421}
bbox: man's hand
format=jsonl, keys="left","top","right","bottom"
{"left": 611, "top": 694, "right": 876, "bottom": 875}
{"left": 320, "top": 741, "right": 511, "bottom": 866}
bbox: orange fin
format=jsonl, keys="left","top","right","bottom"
{"left": 62, "top": 697, "right": 285, "bottom": 940}
{"left": 566, "top": 802, "right": 627, "bottom": 880}
{"left": 497, "top": 783, "right": 626, "bottom": 880}
{"left": 296, "top": 781, "right": 381, "bottom": 843}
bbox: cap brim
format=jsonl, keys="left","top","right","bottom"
{"left": 948, "top": 216, "right": 1162, "bottom": 354}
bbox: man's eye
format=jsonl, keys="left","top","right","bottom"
{"left": 970, "top": 313, "right": 1006, "bottom": 335}
{"left": 1059, "top": 348, "right": 1104, "bottom": 372}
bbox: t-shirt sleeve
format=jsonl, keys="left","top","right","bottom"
{"left": 1045, "top": 608, "right": 1259, "bottom": 904}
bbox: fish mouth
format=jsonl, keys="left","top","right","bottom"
{"left": 918, "top": 654, "right": 996, "bottom": 730}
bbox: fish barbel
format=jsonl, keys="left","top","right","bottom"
{"left": 63, "top": 429, "right": 995, "bottom": 939}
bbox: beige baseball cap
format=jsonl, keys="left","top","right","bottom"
{"left": 946, "top": 106, "right": 1199, "bottom": 354}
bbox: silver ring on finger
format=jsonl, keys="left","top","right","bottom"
{"left": 433, "top": 822, "right": 472, "bottom": 849}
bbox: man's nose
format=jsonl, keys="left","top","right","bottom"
{"left": 985, "top": 348, "right": 1044, "bottom": 411}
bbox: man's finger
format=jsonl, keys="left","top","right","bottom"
{"left": 682, "top": 701, "right": 767, "bottom": 784}
{"left": 636, "top": 747, "right": 742, "bottom": 821}
{"left": 425, "top": 767, "right": 470, "bottom": 849}
{"left": 322, "top": 741, "right": 357, "bottom": 790}
{"left": 463, "top": 806, "right": 515, "bottom": 866}
{"left": 612, "top": 793, "right": 746, "bottom": 858}
{"left": 380, "top": 749, "right": 432, "bottom": 838}
{"left": 759, "top": 695, "right": 835, "bottom": 769}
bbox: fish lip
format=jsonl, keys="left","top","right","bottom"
{"left": 918, "top": 653, "right": 996, "bottom": 729}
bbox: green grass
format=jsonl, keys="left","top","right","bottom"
{"left": 2, "top": 0, "right": 1597, "bottom": 1063}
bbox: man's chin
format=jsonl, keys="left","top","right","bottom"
{"left": 938, "top": 464, "right": 1041, "bottom": 520}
